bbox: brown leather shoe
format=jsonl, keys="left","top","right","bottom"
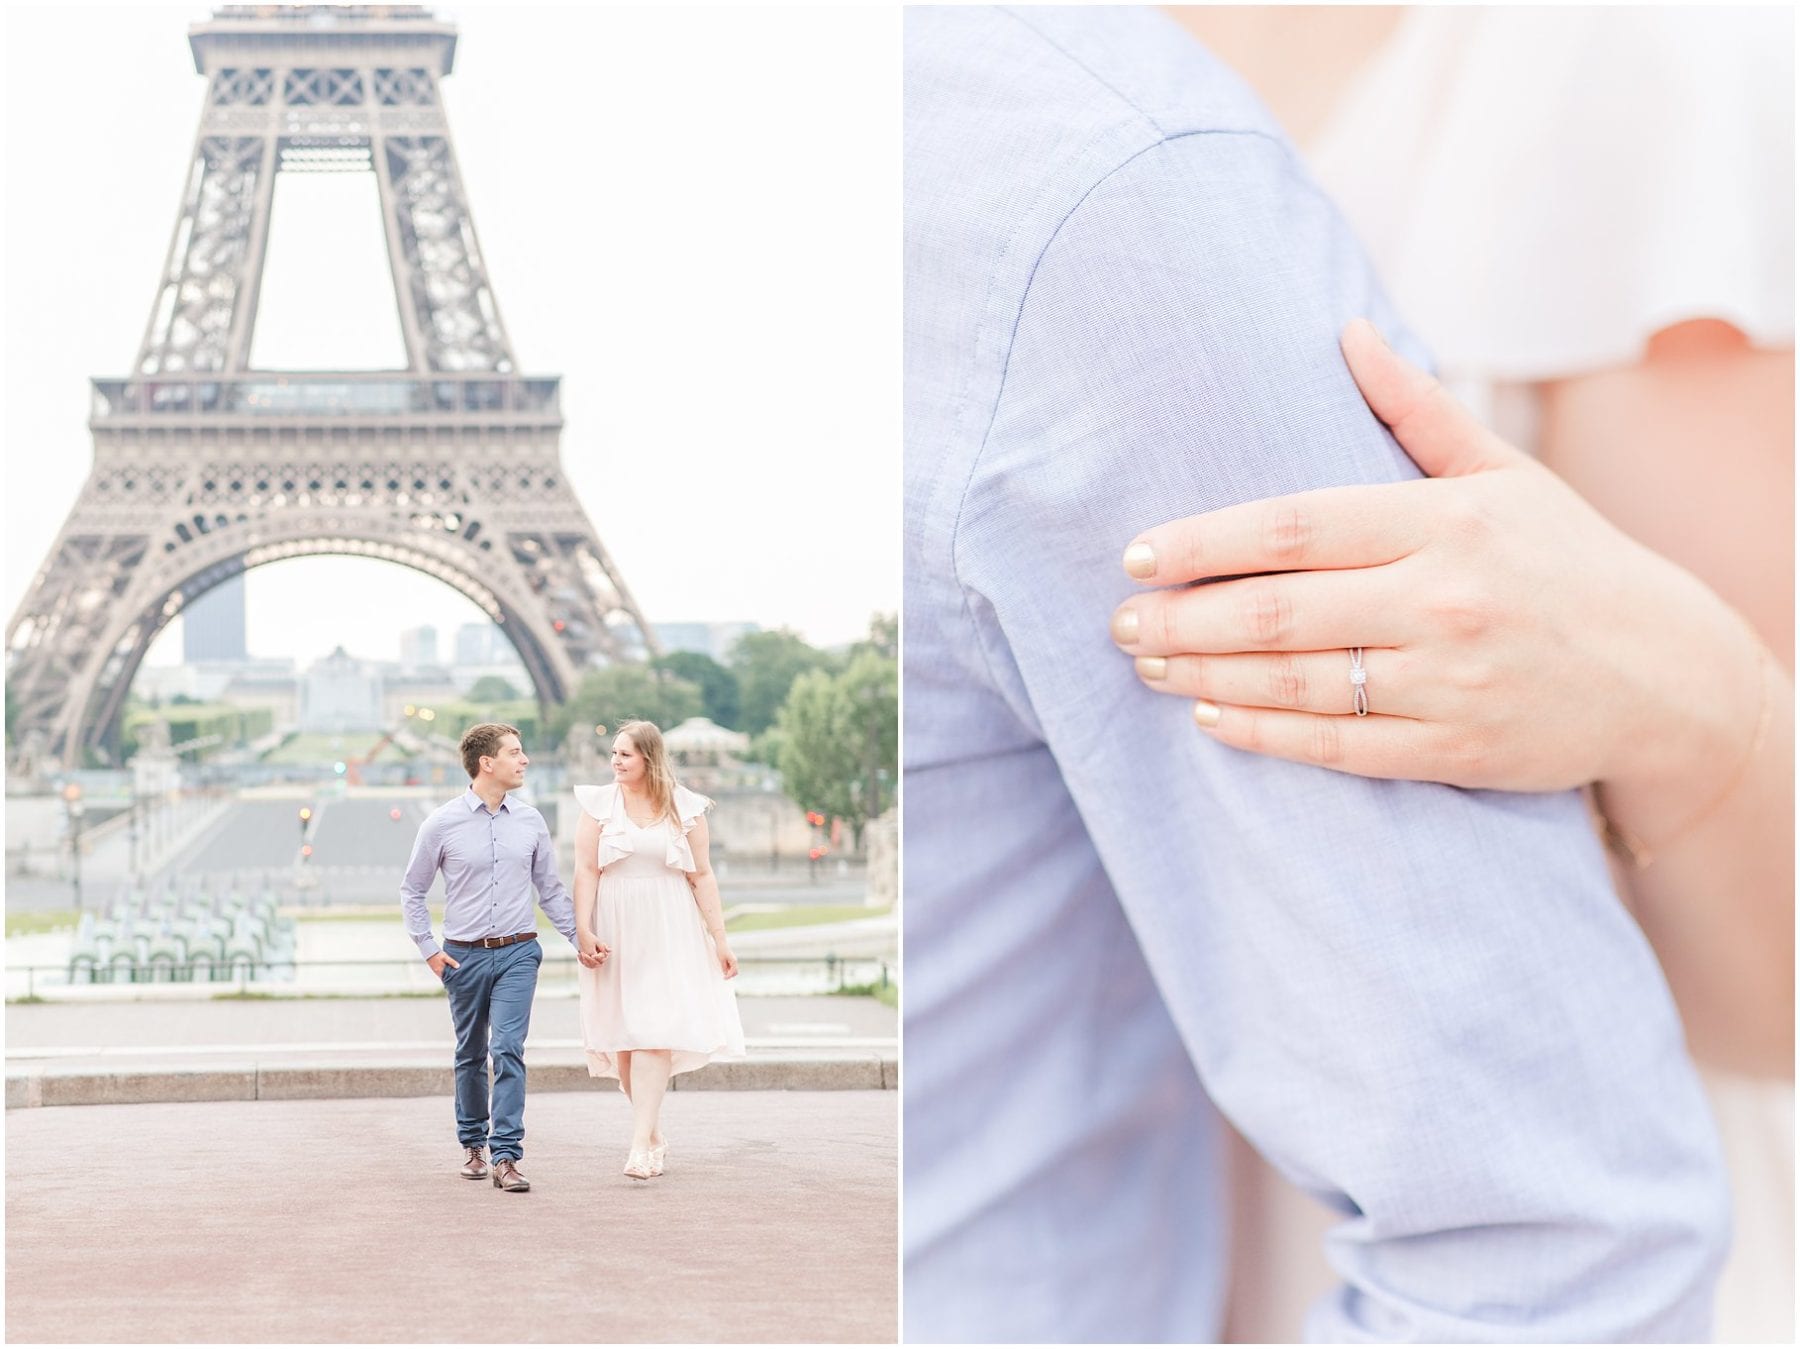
{"left": 491, "top": 1158, "right": 530, "bottom": 1192}
{"left": 459, "top": 1146, "right": 488, "bottom": 1180}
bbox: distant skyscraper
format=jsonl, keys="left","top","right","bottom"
{"left": 400, "top": 625, "right": 439, "bottom": 668}
{"left": 183, "top": 574, "right": 248, "bottom": 662}
{"left": 655, "top": 621, "right": 761, "bottom": 663}
{"left": 455, "top": 622, "right": 509, "bottom": 665}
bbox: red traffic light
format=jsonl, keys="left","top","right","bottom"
{"left": 389, "top": 808, "right": 403, "bottom": 821}
{"left": 808, "top": 846, "right": 827, "bottom": 861}
{"left": 300, "top": 844, "right": 313, "bottom": 858}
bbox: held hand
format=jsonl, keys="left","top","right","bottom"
{"left": 428, "top": 951, "right": 460, "bottom": 979}
{"left": 716, "top": 940, "right": 739, "bottom": 980}
{"left": 1112, "top": 319, "right": 1756, "bottom": 793}
{"left": 577, "top": 929, "right": 609, "bottom": 968}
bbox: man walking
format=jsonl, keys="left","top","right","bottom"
{"left": 400, "top": 722, "right": 604, "bottom": 1192}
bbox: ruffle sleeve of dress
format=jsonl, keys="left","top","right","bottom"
{"left": 666, "top": 784, "right": 715, "bottom": 873}
{"left": 572, "top": 782, "right": 716, "bottom": 872}
{"left": 572, "top": 783, "right": 633, "bottom": 869}
{"left": 1308, "top": 5, "right": 1795, "bottom": 385}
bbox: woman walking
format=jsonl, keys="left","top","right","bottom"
{"left": 573, "top": 720, "right": 746, "bottom": 1178}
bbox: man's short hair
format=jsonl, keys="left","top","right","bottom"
{"left": 460, "top": 722, "right": 521, "bottom": 780}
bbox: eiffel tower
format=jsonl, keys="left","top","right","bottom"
{"left": 7, "top": 5, "right": 658, "bottom": 772}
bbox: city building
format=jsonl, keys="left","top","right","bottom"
{"left": 399, "top": 625, "right": 439, "bottom": 668}
{"left": 299, "top": 646, "right": 383, "bottom": 732}
{"left": 654, "top": 621, "right": 762, "bottom": 663}
{"left": 182, "top": 574, "right": 248, "bottom": 662}
{"left": 454, "top": 622, "right": 512, "bottom": 665}
{"left": 220, "top": 662, "right": 302, "bottom": 728}
{"left": 133, "top": 657, "right": 294, "bottom": 713}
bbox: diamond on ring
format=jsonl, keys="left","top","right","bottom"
{"left": 1349, "top": 647, "right": 1369, "bottom": 717}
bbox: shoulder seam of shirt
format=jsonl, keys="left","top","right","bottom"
{"left": 945, "top": 125, "right": 1292, "bottom": 698}
{"left": 997, "top": 6, "right": 1172, "bottom": 137}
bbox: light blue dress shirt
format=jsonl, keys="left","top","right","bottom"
{"left": 904, "top": 7, "right": 1729, "bottom": 1342}
{"left": 399, "top": 788, "right": 577, "bottom": 960}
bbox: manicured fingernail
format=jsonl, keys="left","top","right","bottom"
{"left": 1193, "top": 700, "right": 1221, "bottom": 729}
{"left": 1123, "top": 541, "right": 1157, "bottom": 579}
{"left": 1110, "top": 607, "right": 1139, "bottom": 645}
{"left": 1134, "top": 656, "right": 1167, "bottom": 682}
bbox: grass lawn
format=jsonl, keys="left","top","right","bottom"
{"left": 5, "top": 910, "right": 80, "bottom": 937}
{"left": 836, "top": 981, "right": 899, "bottom": 1008}
{"left": 724, "top": 903, "right": 892, "bottom": 933}
{"left": 303, "top": 903, "right": 893, "bottom": 933}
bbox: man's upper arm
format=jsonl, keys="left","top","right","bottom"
{"left": 959, "top": 130, "right": 1728, "bottom": 1341}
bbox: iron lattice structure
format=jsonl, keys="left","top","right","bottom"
{"left": 8, "top": 6, "right": 659, "bottom": 770}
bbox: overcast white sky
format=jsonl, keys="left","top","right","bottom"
{"left": 1, "top": 4, "right": 899, "bottom": 668}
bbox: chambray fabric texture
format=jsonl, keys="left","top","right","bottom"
{"left": 902, "top": 7, "right": 1730, "bottom": 1343}
{"left": 399, "top": 788, "right": 578, "bottom": 961}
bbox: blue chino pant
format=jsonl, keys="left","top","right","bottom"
{"left": 442, "top": 939, "right": 542, "bottom": 1162}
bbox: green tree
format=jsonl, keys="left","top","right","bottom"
{"left": 655, "top": 651, "right": 741, "bottom": 729}
{"left": 731, "top": 628, "right": 835, "bottom": 736}
{"left": 467, "top": 675, "right": 521, "bottom": 703}
{"left": 776, "top": 669, "right": 857, "bottom": 831}
{"left": 546, "top": 664, "right": 702, "bottom": 745}
{"left": 748, "top": 723, "right": 786, "bottom": 772}
{"left": 838, "top": 648, "right": 898, "bottom": 829}
{"left": 852, "top": 612, "right": 898, "bottom": 661}
{"left": 775, "top": 650, "right": 897, "bottom": 850}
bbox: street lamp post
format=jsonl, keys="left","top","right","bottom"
{"left": 62, "top": 782, "right": 86, "bottom": 910}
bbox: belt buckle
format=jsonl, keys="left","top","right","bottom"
{"left": 482, "top": 935, "right": 504, "bottom": 948}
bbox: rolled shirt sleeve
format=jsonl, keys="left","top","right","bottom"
{"left": 954, "top": 127, "right": 1731, "bottom": 1340}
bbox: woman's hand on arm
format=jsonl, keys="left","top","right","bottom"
{"left": 1114, "top": 318, "right": 1792, "bottom": 1075}
{"left": 1113, "top": 319, "right": 1767, "bottom": 814}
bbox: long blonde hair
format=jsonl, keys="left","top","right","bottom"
{"left": 616, "top": 719, "right": 680, "bottom": 824}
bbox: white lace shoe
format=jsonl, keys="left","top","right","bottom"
{"left": 623, "top": 1148, "right": 656, "bottom": 1180}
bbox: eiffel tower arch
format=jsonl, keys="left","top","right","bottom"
{"left": 7, "top": 6, "right": 658, "bottom": 771}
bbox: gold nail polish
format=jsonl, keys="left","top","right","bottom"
{"left": 1111, "top": 608, "right": 1139, "bottom": 645}
{"left": 1193, "top": 700, "right": 1221, "bottom": 728}
{"left": 1122, "top": 541, "right": 1156, "bottom": 579}
{"left": 1135, "top": 656, "right": 1167, "bottom": 681}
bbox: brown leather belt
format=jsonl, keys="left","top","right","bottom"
{"left": 445, "top": 932, "right": 539, "bottom": 950}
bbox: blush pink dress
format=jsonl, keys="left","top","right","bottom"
{"left": 572, "top": 782, "right": 746, "bottom": 1078}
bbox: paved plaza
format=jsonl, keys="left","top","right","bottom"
{"left": 6, "top": 1091, "right": 897, "bottom": 1343}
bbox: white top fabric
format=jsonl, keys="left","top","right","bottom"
{"left": 572, "top": 781, "right": 714, "bottom": 873}
{"left": 1309, "top": 6, "right": 1794, "bottom": 388}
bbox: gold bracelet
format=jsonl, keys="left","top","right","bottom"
{"left": 1595, "top": 638, "right": 1777, "bottom": 871}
